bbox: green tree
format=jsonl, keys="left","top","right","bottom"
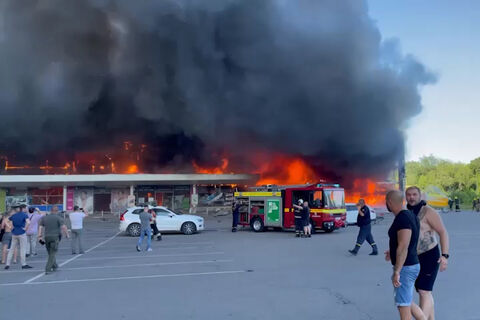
{"left": 406, "top": 156, "right": 479, "bottom": 207}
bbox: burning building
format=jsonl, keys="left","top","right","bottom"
{"left": 0, "top": 1, "right": 434, "bottom": 212}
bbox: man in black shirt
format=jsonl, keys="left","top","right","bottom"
{"left": 385, "top": 190, "right": 425, "bottom": 320}
{"left": 348, "top": 199, "right": 378, "bottom": 255}
{"left": 302, "top": 201, "right": 311, "bottom": 238}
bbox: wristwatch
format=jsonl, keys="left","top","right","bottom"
{"left": 442, "top": 254, "right": 449, "bottom": 259}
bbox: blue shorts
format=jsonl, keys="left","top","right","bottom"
{"left": 394, "top": 264, "right": 420, "bottom": 307}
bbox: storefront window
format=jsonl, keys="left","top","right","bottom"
{"left": 30, "top": 187, "right": 63, "bottom": 205}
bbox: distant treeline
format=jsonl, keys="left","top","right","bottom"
{"left": 406, "top": 156, "right": 480, "bottom": 205}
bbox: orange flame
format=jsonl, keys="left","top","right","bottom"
{"left": 256, "top": 157, "right": 318, "bottom": 185}
{"left": 126, "top": 164, "right": 139, "bottom": 174}
{"left": 193, "top": 158, "right": 229, "bottom": 174}
{"left": 345, "top": 179, "right": 395, "bottom": 206}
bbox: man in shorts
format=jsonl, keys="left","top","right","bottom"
{"left": 406, "top": 186, "right": 449, "bottom": 320}
{"left": 385, "top": 190, "right": 425, "bottom": 320}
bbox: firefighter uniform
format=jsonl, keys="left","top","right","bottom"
{"left": 455, "top": 196, "right": 460, "bottom": 212}
{"left": 349, "top": 205, "right": 378, "bottom": 255}
{"left": 232, "top": 202, "right": 240, "bottom": 232}
{"left": 294, "top": 200, "right": 303, "bottom": 237}
{"left": 448, "top": 198, "right": 453, "bottom": 211}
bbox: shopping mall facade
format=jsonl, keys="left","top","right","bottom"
{"left": 0, "top": 174, "right": 258, "bottom": 214}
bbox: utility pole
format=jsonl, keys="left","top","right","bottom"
{"left": 398, "top": 157, "right": 406, "bottom": 192}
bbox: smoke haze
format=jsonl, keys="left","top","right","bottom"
{"left": 0, "top": 0, "right": 436, "bottom": 181}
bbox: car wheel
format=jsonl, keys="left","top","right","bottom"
{"left": 181, "top": 222, "right": 197, "bottom": 235}
{"left": 250, "top": 217, "right": 264, "bottom": 232}
{"left": 127, "top": 223, "right": 141, "bottom": 237}
{"left": 309, "top": 219, "right": 316, "bottom": 234}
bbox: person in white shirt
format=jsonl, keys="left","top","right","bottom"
{"left": 69, "top": 206, "right": 87, "bottom": 254}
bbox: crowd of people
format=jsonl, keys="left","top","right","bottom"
{"left": 0, "top": 204, "right": 88, "bottom": 274}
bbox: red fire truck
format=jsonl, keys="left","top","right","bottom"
{"left": 234, "top": 183, "right": 346, "bottom": 233}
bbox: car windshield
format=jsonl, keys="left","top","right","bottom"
{"left": 323, "top": 190, "right": 345, "bottom": 209}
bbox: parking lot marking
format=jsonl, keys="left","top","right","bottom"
{"left": 2, "top": 270, "right": 246, "bottom": 286}
{"left": 46, "top": 241, "right": 216, "bottom": 251}
{"left": 23, "top": 231, "right": 122, "bottom": 284}
{"left": 71, "top": 251, "right": 226, "bottom": 262}
{"left": 0, "top": 251, "right": 226, "bottom": 271}
{"left": 1, "top": 259, "right": 233, "bottom": 274}
{"left": 104, "top": 241, "right": 216, "bottom": 247}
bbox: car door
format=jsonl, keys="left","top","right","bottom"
{"left": 154, "top": 208, "right": 177, "bottom": 231}
{"left": 346, "top": 205, "right": 357, "bottom": 224}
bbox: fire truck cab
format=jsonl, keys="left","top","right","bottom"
{"left": 234, "top": 183, "right": 346, "bottom": 233}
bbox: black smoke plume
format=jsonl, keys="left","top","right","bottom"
{"left": 0, "top": 0, "right": 435, "bottom": 181}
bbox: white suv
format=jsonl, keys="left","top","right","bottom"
{"left": 119, "top": 206, "right": 204, "bottom": 236}
{"left": 345, "top": 203, "right": 377, "bottom": 225}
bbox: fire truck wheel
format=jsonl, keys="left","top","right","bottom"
{"left": 127, "top": 223, "right": 141, "bottom": 237}
{"left": 181, "top": 222, "right": 197, "bottom": 235}
{"left": 250, "top": 217, "right": 264, "bottom": 232}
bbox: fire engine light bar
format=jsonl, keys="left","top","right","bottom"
{"left": 316, "top": 183, "right": 340, "bottom": 188}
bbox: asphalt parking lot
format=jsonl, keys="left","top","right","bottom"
{"left": 1, "top": 211, "right": 479, "bottom": 320}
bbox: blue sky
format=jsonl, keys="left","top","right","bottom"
{"left": 368, "top": 0, "right": 479, "bottom": 163}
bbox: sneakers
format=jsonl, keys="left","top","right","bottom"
{"left": 22, "top": 265, "right": 33, "bottom": 269}
{"left": 26, "top": 254, "right": 30, "bottom": 258}
{"left": 157, "top": 235, "right": 162, "bottom": 241}
{"left": 147, "top": 248, "right": 153, "bottom": 252}
{"left": 4, "top": 266, "right": 9, "bottom": 270}
{"left": 136, "top": 245, "right": 141, "bottom": 252}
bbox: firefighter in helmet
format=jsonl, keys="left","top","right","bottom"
{"left": 293, "top": 199, "right": 304, "bottom": 237}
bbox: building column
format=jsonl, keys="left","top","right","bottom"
{"left": 127, "top": 185, "right": 135, "bottom": 208}
{"left": 63, "top": 185, "right": 67, "bottom": 213}
{"left": 190, "top": 184, "right": 198, "bottom": 213}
